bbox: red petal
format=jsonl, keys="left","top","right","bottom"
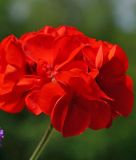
{"left": 97, "top": 53, "right": 133, "bottom": 117}
{"left": 23, "top": 34, "right": 54, "bottom": 63}
{"left": 40, "top": 26, "right": 57, "bottom": 36}
{"left": 62, "top": 103, "right": 90, "bottom": 137}
{"left": 83, "top": 45, "right": 98, "bottom": 68}
{"left": 38, "top": 82, "right": 65, "bottom": 115}
{"left": 0, "top": 94, "right": 24, "bottom": 113}
{"left": 89, "top": 102, "right": 112, "bottom": 130}
{"left": 108, "top": 76, "right": 134, "bottom": 116}
{"left": 56, "top": 40, "right": 87, "bottom": 70}
{"left": 56, "top": 60, "right": 88, "bottom": 72}
{"left": 15, "top": 75, "right": 37, "bottom": 93}
{"left": 0, "top": 65, "right": 20, "bottom": 95}
{"left": 6, "top": 41, "right": 25, "bottom": 68}
{"left": 56, "top": 26, "right": 84, "bottom": 36}
{"left": 95, "top": 45, "right": 103, "bottom": 68}
{"left": 20, "top": 31, "right": 40, "bottom": 42}
{"left": 97, "top": 57, "right": 126, "bottom": 88}
{"left": 51, "top": 95, "right": 69, "bottom": 132}
{"left": 25, "top": 91, "right": 42, "bottom": 115}
{"left": 1, "top": 35, "right": 25, "bottom": 69}
{"left": 51, "top": 95, "right": 90, "bottom": 137}
{"left": 55, "top": 70, "right": 111, "bottom": 102}
{"left": 113, "top": 45, "right": 128, "bottom": 71}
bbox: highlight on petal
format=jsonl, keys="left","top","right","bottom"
{"left": 95, "top": 45, "right": 103, "bottom": 68}
{"left": 56, "top": 25, "right": 84, "bottom": 36}
{"left": 51, "top": 95, "right": 69, "bottom": 132}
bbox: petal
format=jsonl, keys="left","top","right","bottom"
{"left": 51, "top": 95, "right": 69, "bottom": 132}
{"left": 96, "top": 48, "right": 133, "bottom": 117}
{"left": 56, "top": 60, "right": 88, "bottom": 73}
{"left": 62, "top": 103, "right": 90, "bottom": 137}
{"left": 89, "top": 102, "right": 112, "bottom": 130}
{"left": 97, "top": 53, "right": 133, "bottom": 117}
{"left": 20, "top": 32, "right": 36, "bottom": 41}
{"left": 1, "top": 35, "right": 25, "bottom": 69}
{"left": 0, "top": 94, "right": 24, "bottom": 113}
{"left": 38, "top": 82, "right": 65, "bottom": 115}
{"left": 40, "top": 26, "right": 57, "bottom": 36}
{"left": 96, "top": 57, "right": 126, "bottom": 89}
{"left": 23, "top": 34, "right": 54, "bottom": 63}
{"left": 95, "top": 45, "right": 103, "bottom": 68}
{"left": 82, "top": 45, "right": 97, "bottom": 68}
{"left": 55, "top": 70, "right": 111, "bottom": 102}
{"left": 15, "top": 75, "right": 38, "bottom": 93}
{"left": 51, "top": 95, "right": 90, "bottom": 137}
{"left": 113, "top": 45, "right": 128, "bottom": 71}
{"left": 55, "top": 39, "right": 87, "bottom": 70}
{"left": 6, "top": 41, "right": 25, "bottom": 69}
{"left": 0, "top": 65, "right": 20, "bottom": 95}
{"left": 56, "top": 26, "right": 84, "bottom": 36}
{"left": 55, "top": 70, "right": 88, "bottom": 86}
{"left": 108, "top": 76, "right": 134, "bottom": 117}
{"left": 25, "top": 91, "right": 42, "bottom": 115}
{"left": 55, "top": 70, "right": 89, "bottom": 97}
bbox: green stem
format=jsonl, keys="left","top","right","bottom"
{"left": 29, "top": 123, "right": 53, "bottom": 160}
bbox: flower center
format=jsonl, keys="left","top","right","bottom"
{"left": 37, "top": 61, "right": 57, "bottom": 80}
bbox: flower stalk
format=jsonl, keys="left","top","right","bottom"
{"left": 29, "top": 123, "right": 53, "bottom": 160}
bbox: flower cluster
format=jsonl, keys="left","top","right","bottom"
{"left": 0, "top": 26, "right": 134, "bottom": 137}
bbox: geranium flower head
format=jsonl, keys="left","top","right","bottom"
{"left": 0, "top": 25, "right": 134, "bottom": 137}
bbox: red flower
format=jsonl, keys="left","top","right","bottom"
{"left": 0, "top": 25, "right": 134, "bottom": 137}
{"left": 83, "top": 40, "right": 134, "bottom": 117}
{"left": 0, "top": 35, "right": 26, "bottom": 113}
{"left": 20, "top": 26, "right": 92, "bottom": 117}
{"left": 0, "top": 35, "right": 42, "bottom": 114}
{"left": 38, "top": 69, "right": 112, "bottom": 137}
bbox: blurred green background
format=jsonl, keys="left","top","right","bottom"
{"left": 0, "top": 0, "right": 136, "bottom": 159}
